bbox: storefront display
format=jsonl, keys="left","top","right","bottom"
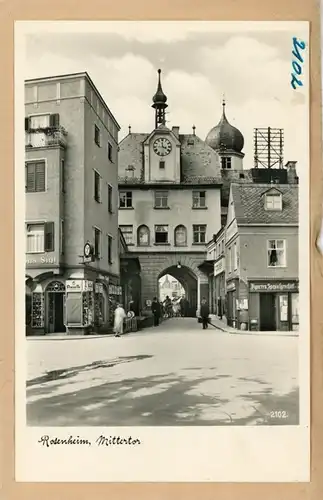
{"left": 94, "top": 283, "right": 105, "bottom": 327}
{"left": 65, "top": 280, "right": 94, "bottom": 331}
{"left": 108, "top": 284, "right": 122, "bottom": 326}
{"left": 31, "top": 292, "right": 44, "bottom": 328}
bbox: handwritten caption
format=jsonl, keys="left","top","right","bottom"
{"left": 291, "top": 37, "right": 306, "bottom": 90}
{"left": 38, "top": 434, "right": 141, "bottom": 448}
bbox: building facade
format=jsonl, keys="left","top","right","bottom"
{"left": 118, "top": 70, "right": 245, "bottom": 315}
{"left": 223, "top": 164, "right": 299, "bottom": 332}
{"left": 25, "top": 72, "right": 121, "bottom": 335}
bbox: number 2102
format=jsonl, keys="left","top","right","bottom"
{"left": 270, "top": 410, "right": 288, "bottom": 419}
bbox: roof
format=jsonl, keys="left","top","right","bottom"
{"left": 231, "top": 183, "right": 298, "bottom": 225}
{"left": 118, "top": 131, "right": 222, "bottom": 185}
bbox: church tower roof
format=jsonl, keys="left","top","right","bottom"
{"left": 205, "top": 99, "right": 244, "bottom": 154}
{"left": 152, "top": 69, "right": 168, "bottom": 105}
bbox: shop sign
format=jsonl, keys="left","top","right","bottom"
{"left": 83, "top": 280, "right": 93, "bottom": 292}
{"left": 66, "top": 280, "right": 83, "bottom": 292}
{"left": 214, "top": 257, "right": 225, "bottom": 277}
{"left": 26, "top": 254, "right": 57, "bottom": 266}
{"left": 95, "top": 283, "right": 104, "bottom": 293}
{"left": 109, "top": 284, "right": 122, "bottom": 295}
{"left": 249, "top": 281, "right": 298, "bottom": 293}
{"left": 227, "top": 281, "right": 236, "bottom": 292}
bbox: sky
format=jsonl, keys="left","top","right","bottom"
{"left": 21, "top": 21, "right": 309, "bottom": 169}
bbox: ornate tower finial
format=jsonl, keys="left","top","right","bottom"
{"left": 128, "top": 125, "right": 131, "bottom": 134}
{"left": 222, "top": 94, "right": 226, "bottom": 116}
{"left": 152, "top": 68, "right": 168, "bottom": 129}
{"left": 192, "top": 125, "right": 196, "bottom": 135}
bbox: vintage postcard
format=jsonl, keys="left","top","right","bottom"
{"left": 15, "top": 20, "right": 310, "bottom": 482}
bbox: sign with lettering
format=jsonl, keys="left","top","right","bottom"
{"left": 83, "top": 280, "right": 93, "bottom": 292}
{"left": 249, "top": 281, "right": 299, "bottom": 293}
{"left": 214, "top": 257, "right": 225, "bottom": 277}
{"left": 109, "top": 284, "right": 122, "bottom": 295}
{"left": 95, "top": 283, "right": 104, "bottom": 293}
{"left": 66, "top": 280, "right": 82, "bottom": 292}
{"left": 26, "top": 254, "right": 57, "bottom": 266}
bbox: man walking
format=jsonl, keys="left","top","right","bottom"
{"left": 151, "top": 297, "right": 162, "bottom": 326}
{"left": 200, "top": 297, "right": 210, "bottom": 330}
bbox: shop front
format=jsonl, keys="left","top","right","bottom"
{"left": 248, "top": 280, "right": 299, "bottom": 332}
{"left": 108, "top": 283, "right": 123, "bottom": 327}
{"left": 65, "top": 279, "right": 95, "bottom": 335}
{"left": 226, "top": 279, "right": 238, "bottom": 328}
{"left": 213, "top": 256, "right": 225, "bottom": 318}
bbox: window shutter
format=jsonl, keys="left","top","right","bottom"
{"left": 25, "top": 117, "right": 30, "bottom": 131}
{"left": 26, "top": 163, "right": 35, "bottom": 192}
{"left": 50, "top": 113, "right": 60, "bottom": 128}
{"left": 35, "top": 162, "right": 45, "bottom": 192}
{"left": 44, "top": 222, "right": 55, "bottom": 252}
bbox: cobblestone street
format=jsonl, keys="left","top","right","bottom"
{"left": 26, "top": 318, "right": 299, "bottom": 426}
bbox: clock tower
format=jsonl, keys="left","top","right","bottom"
{"left": 152, "top": 69, "right": 168, "bottom": 128}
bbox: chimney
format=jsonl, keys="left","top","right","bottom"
{"left": 285, "top": 161, "right": 298, "bottom": 184}
{"left": 172, "top": 126, "right": 180, "bottom": 138}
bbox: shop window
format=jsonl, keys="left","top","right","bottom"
{"left": 174, "top": 225, "right": 187, "bottom": 246}
{"left": 267, "top": 239, "right": 286, "bottom": 267}
{"left": 137, "top": 225, "right": 150, "bottom": 246}
{"left": 221, "top": 157, "right": 232, "bottom": 169}
{"left": 25, "top": 161, "right": 46, "bottom": 193}
{"left": 120, "top": 225, "right": 133, "bottom": 245}
{"left": 119, "top": 191, "right": 132, "bottom": 208}
{"left": 193, "top": 224, "right": 206, "bottom": 244}
{"left": 192, "top": 191, "right": 206, "bottom": 208}
{"left": 155, "top": 225, "right": 168, "bottom": 244}
{"left": 26, "top": 222, "right": 54, "bottom": 253}
{"left": 265, "top": 193, "right": 282, "bottom": 211}
{"left": 154, "top": 190, "right": 168, "bottom": 208}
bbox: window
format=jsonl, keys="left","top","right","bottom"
{"left": 60, "top": 220, "right": 65, "bottom": 255}
{"left": 120, "top": 225, "right": 133, "bottom": 245}
{"left": 221, "top": 157, "right": 232, "bottom": 169}
{"left": 174, "top": 225, "right": 187, "bottom": 246}
{"left": 108, "top": 235, "right": 113, "bottom": 264}
{"left": 155, "top": 225, "right": 168, "bottom": 244}
{"left": 267, "top": 239, "right": 286, "bottom": 267}
{"left": 94, "top": 170, "right": 101, "bottom": 203}
{"left": 61, "top": 159, "right": 65, "bottom": 193}
{"left": 25, "top": 161, "right": 46, "bottom": 193}
{"left": 125, "top": 165, "right": 135, "bottom": 178}
{"left": 108, "top": 142, "right": 113, "bottom": 162}
{"left": 108, "top": 184, "right": 113, "bottom": 213}
{"left": 137, "top": 225, "right": 150, "bottom": 246}
{"left": 26, "top": 222, "right": 54, "bottom": 253}
{"left": 193, "top": 224, "right": 206, "bottom": 244}
{"left": 159, "top": 161, "right": 165, "bottom": 169}
{"left": 233, "top": 242, "right": 238, "bottom": 270}
{"left": 265, "top": 193, "right": 282, "bottom": 211}
{"left": 30, "top": 114, "right": 50, "bottom": 129}
{"left": 192, "top": 191, "right": 206, "bottom": 208}
{"left": 94, "top": 125, "right": 101, "bottom": 146}
{"left": 94, "top": 227, "right": 101, "bottom": 258}
{"left": 155, "top": 191, "right": 168, "bottom": 208}
{"left": 119, "top": 191, "right": 132, "bottom": 208}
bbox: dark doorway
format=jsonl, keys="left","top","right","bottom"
{"left": 260, "top": 293, "right": 276, "bottom": 331}
{"left": 47, "top": 292, "right": 65, "bottom": 333}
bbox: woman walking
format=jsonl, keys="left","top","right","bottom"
{"left": 114, "top": 303, "right": 126, "bottom": 337}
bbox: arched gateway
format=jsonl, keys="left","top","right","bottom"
{"left": 158, "top": 265, "right": 198, "bottom": 317}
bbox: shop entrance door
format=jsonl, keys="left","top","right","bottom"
{"left": 260, "top": 293, "right": 276, "bottom": 331}
{"left": 46, "top": 281, "right": 66, "bottom": 333}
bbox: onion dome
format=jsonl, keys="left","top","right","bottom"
{"left": 205, "top": 100, "right": 244, "bottom": 153}
{"left": 152, "top": 69, "right": 167, "bottom": 104}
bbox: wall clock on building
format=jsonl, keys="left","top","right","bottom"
{"left": 153, "top": 137, "right": 172, "bottom": 156}
{"left": 84, "top": 242, "right": 94, "bottom": 259}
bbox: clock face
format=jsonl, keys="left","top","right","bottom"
{"left": 84, "top": 243, "right": 91, "bottom": 257}
{"left": 153, "top": 137, "right": 172, "bottom": 156}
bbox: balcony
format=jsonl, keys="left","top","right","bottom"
{"left": 25, "top": 126, "right": 68, "bottom": 150}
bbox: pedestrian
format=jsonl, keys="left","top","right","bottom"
{"left": 114, "top": 303, "right": 126, "bottom": 337}
{"left": 179, "top": 296, "right": 185, "bottom": 317}
{"left": 200, "top": 297, "right": 210, "bottom": 330}
{"left": 151, "top": 297, "right": 162, "bottom": 326}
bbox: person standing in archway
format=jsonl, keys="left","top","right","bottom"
{"left": 151, "top": 297, "right": 162, "bottom": 326}
{"left": 200, "top": 297, "right": 210, "bottom": 330}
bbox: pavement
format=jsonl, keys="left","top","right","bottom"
{"left": 26, "top": 318, "right": 299, "bottom": 426}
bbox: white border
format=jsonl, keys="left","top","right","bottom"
{"left": 15, "top": 21, "right": 310, "bottom": 482}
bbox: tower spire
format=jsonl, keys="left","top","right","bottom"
{"left": 152, "top": 69, "right": 168, "bottom": 129}
{"left": 222, "top": 94, "right": 226, "bottom": 118}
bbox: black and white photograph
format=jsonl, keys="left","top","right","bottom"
{"left": 15, "top": 21, "right": 310, "bottom": 482}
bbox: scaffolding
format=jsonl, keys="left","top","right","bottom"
{"left": 254, "top": 127, "right": 284, "bottom": 168}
